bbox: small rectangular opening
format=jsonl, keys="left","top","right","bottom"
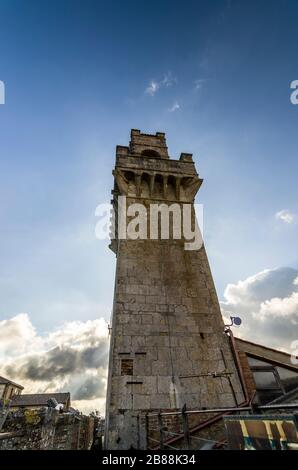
{"left": 121, "top": 359, "right": 133, "bottom": 376}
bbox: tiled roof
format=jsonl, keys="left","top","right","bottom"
{"left": 0, "top": 375, "right": 24, "bottom": 389}
{"left": 11, "top": 392, "right": 70, "bottom": 407}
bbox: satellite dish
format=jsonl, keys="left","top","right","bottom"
{"left": 231, "top": 316, "right": 242, "bottom": 326}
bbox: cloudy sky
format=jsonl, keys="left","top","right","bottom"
{"left": 0, "top": 0, "right": 298, "bottom": 414}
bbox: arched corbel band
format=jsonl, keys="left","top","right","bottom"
{"left": 113, "top": 168, "right": 202, "bottom": 201}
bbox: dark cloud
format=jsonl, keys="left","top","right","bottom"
{"left": 72, "top": 375, "right": 106, "bottom": 400}
{"left": 4, "top": 340, "right": 109, "bottom": 382}
{"left": 1, "top": 315, "right": 109, "bottom": 414}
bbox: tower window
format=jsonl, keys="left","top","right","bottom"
{"left": 141, "top": 149, "right": 161, "bottom": 158}
{"left": 121, "top": 359, "right": 133, "bottom": 376}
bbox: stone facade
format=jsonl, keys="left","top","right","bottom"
{"left": 104, "top": 130, "right": 245, "bottom": 449}
{"left": 0, "top": 408, "right": 57, "bottom": 450}
{"left": 0, "top": 407, "right": 94, "bottom": 450}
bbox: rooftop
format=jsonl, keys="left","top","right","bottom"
{"left": 0, "top": 376, "right": 24, "bottom": 389}
{"left": 235, "top": 337, "right": 298, "bottom": 370}
{"left": 11, "top": 392, "right": 70, "bottom": 407}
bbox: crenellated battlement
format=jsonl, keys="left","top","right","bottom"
{"left": 113, "top": 130, "right": 202, "bottom": 203}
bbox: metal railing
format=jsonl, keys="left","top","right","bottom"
{"left": 146, "top": 403, "right": 298, "bottom": 450}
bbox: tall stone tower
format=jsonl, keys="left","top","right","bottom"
{"left": 105, "top": 130, "right": 244, "bottom": 449}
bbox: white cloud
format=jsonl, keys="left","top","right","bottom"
{"left": 161, "top": 71, "right": 177, "bottom": 88}
{"left": 72, "top": 398, "right": 106, "bottom": 415}
{"left": 145, "top": 72, "right": 177, "bottom": 96}
{"left": 0, "top": 313, "right": 109, "bottom": 416}
{"left": 168, "top": 101, "right": 180, "bottom": 112}
{"left": 275, "top": 209, "right": 295, "bottom": 224}
{"left": 194, "top": 78, "right": 206, "bottom": 90}
{"left": 221, "top": 267, "right": 298, "bottom": 352}
{"left": 0, "top": 313, "right": 42, "bottom": 357}
{"left": 258, "top": 293, "right": 298, "bottom": 320}
{"left": 145, "top": 80, "right": 160, "bottom": 96}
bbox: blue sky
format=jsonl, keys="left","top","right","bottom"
{"left": 0, "top": 0, "right": 298, "bottom": 377}
{"left": 0, "top": 0, "right": 298, "bottom": 328}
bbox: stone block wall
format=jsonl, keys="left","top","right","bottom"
{"left": 0, "top": 408, "right": 57, "bottom": 450}
{"left": 0, "top": 407, "right": 94, "bottom": 450}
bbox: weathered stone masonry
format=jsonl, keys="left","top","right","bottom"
{"left": 0, "top": 407, "right": 94, "bottom": 450}
{"left": 104, "top": 130, "right": 244, "bottom": 449}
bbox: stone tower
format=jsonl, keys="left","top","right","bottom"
{"left": 104, "top": 130, "right": 244, "bottom": 449}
